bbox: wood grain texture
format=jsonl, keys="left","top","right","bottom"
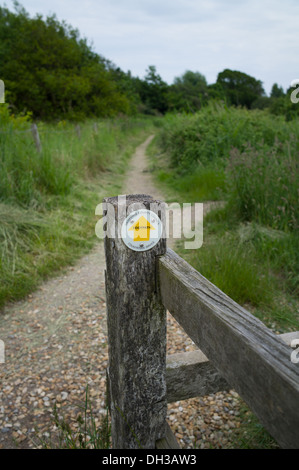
{"left": 166, "top": 350, "right": 230, "bottom": 402}
{"left": 159, "top": 248, "right": 299, "bottom": 449}
{"left": 104, "top": 194, "right": 167, "bottom": 449}
{"left": 166, "top": 332, "right": 299, "bottom": 403}
{"left": 155, "top": 422, "right": 180, "bottom": 449}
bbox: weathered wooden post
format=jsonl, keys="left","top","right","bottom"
{"left": 0, "top": 79, "right": 5, "bottom": 103}
{"left": 103, "top": 194, "right": 167, "bottom": 449}
{"left": 31, "top": 123, "right": 42, "bottom": 153}
{"left": 75, "top": 124, "right": 81, "bottom": 139}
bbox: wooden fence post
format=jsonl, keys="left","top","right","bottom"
{"left": 75, "top": 124, "right": 81, "bottom": 139}
{"left": 103, "top": 194, "right": 167, "bottom": 449}
{"left": 31, "top": 123, "right": 42, "bottom": 153}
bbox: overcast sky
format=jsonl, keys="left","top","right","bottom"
{"left": 3, "top": 0, "right": 299, "bottom": 95}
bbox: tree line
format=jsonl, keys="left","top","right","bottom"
{"left": 1, "top": 3, "right": 298, "bottom": 121}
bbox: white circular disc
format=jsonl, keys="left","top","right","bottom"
{"left": 121, "top": 209, "right": 163, "bottom": 252}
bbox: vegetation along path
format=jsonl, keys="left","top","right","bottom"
{"left": 0, "top": 136, "right": 242, "bottom": 449}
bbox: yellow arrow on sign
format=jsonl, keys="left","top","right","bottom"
{"left": 128, "top": 216, "right": 155, "bottom": 242}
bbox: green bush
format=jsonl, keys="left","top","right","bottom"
{"left": 0, "top": 4, "right": 132, "bottom": 120}
{"left": 158, "top": 104, "right": 299, "bottom": 171}
{"left": 153, "top": 105, "right": 299, "bottom": 332}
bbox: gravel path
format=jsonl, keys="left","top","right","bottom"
{"left": 0, "top": 136, "right": 241, "bottom": 449}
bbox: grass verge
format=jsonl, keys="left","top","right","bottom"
{"left": 0, "top": 114, "right": 158, "bottom": 309}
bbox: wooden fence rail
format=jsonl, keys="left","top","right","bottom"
{"left": 103, "top": 194, "right": 299, "bottom": 449}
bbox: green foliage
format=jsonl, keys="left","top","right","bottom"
{"left": 270, "top": 83, "right": 285, "bottom": 98}
{"left": 251, "top": 96, "right": 271, "bottom": 110}
{"left": 270, "top": 87, "right": 299, "bottom": 121}
{"left": 206, "top": 82, "right": 225, "bottom": 102}
{"left": 157, "top": 105, "right": 299, "bottom": 234}
{"left": 227, "top": 142, "right": 299, "bottom": 232}
{"left": 239, "top": 224, "right": 299, "bottom": 297}
{"left": 0, "top": 202, "right": 46, "bottom": 301}
{"left": 186, "top": 231, "right": 274, "bottom": 307}
{"left": 251, "top": 82, "right": 299, "bottom": 121}
{"left": 136, "top": 66, "right": 169, "bottom": 115}
{"left": 1, "top": 2, "right": 298, "bottom": 122}
{"left": 158, "top": 104, "right": 299, "bottom": 171}
{"left": 167, "top": 70, "right": 208, "bottom": 112}
{"left": 0, "top": 3, "right": 131, "bottom": 120}
{"left": 0, "top": 111, "right": 157, "bottom": 307}
{"left": 151, "top": 105, "right": 299, "bottom": 448}
{"left": 172, "top": 166, "right": 226, "bottom": 201}
{"left": 0, "top": 107, "right": 153, "bottom": 207}
{"left": 177, "top": 207, "right": 299, "bottom": 330}
{"left": 153, "top": 105, "right": 299, "bottom": 331}
{"left": 216, "top": 69, "right": 265, "bottom": 108}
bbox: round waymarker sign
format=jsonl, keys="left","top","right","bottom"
{"left": 121, "top": 209, "right": 163, "bottom": 252}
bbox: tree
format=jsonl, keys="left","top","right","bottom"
{"left": 270, "top": 83, "right": 285, "bottom": 98}
{"left": 216, "top": 69, "right": 265, "bottom": 108}
{"left": 0, "top": 3, "right": 131, "bottom": 120}
{"left": 167, "top": 70, "right": 208, "bottom": 112}
{"left": 137, "top": 66, "right": 168, "bottom": 114}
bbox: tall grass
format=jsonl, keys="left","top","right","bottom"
{"left": 0, "top": 108, "right": 152, "bottom": 206}
{"left": 149, "top": 104, "right": 299, "bottom": 449}
{"left": 154, "top": 103, "right": 299, "bottom": 206}
{"left": 151, "top": 104, "right": 299, "bottom": 332}
{"left": 0, "top": 106, "right": 157, "bottom": 308}
{"left": 187, "top": 234, "right": 274, "bottom": 307}
{"left": 158, "top": 103, "right": 299, "bottom": 170}
{"left": 227, "top": 142, "right": 299, "bottom": 232}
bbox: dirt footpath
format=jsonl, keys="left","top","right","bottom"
{"left": 0, "top": 137, "right": 241, "bottom": 449}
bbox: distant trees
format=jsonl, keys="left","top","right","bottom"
{"left": 0, "top": 4, "right": 298, "bottom": 121}
{"left": 135, "top": 66, "right": 169, "bottom": 115}
{"left": 270, "top": 83, "right": 285, "bottom": 98}
{"left": 167, "top": 70, "right": 208, "bottom": 112}
{"left": 216, "top": 69, "right": 265, "bottom": 108}
{"left": 269, "top": 85, "right": 299, "bottom": 120}
{"left": 250, "top": 82, "right": 299, "bottom": 121}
